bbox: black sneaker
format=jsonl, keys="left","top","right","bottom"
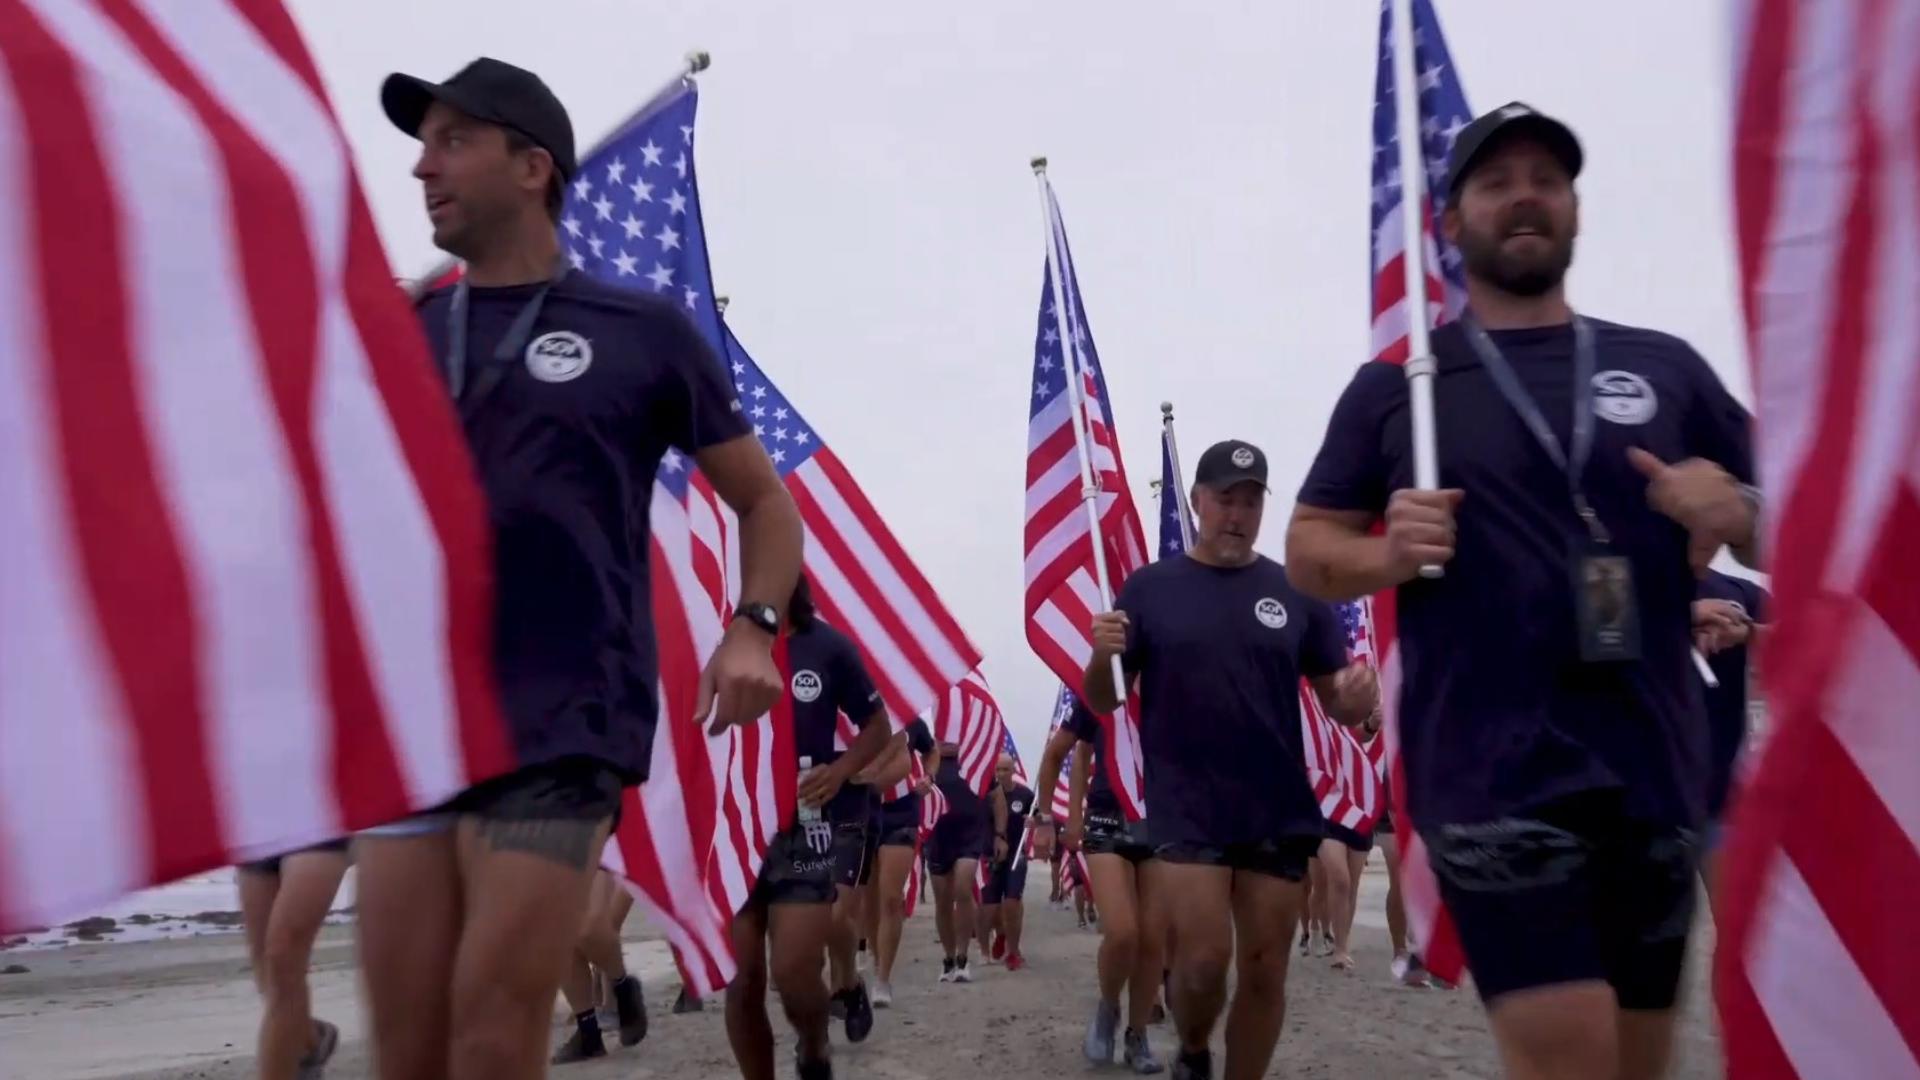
{"left": 843, "top": 981, "right": 874, "bottom": 1043}
{"left": 550, "top": 1028, "right": 606, "bottom": 1065}
{"left": 672, "top": 986, "right": 704, "bottom": 1013}
{"left": 295, "top": 1019, "right": 339, "bottom": 1080}
{"left": 795, "top": 1045, "right": 834, "bottom": 1080}
{"left": 612, "top": 975, "right": 648, "bottom": 1046}
{"left": 1171, "top": 1048, "right": 1212, "bottom": 1080}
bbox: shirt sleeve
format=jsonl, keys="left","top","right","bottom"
{"left": 830, "top": 636, "right": 883, "bottom": 724}
{"left": 653, "top": 306, "right": 752, "bottom": 454}
{"left": 1296, "top": 361, "right": 1401, "bottom": 513}
{"left": 1298, "top": 596, "right": 1351, "bottom": 679}
{"left": 1744, "top": 579, "right": 1771, "bottom": 623}
{"left": 1682, "top": 347, "right": 1756, "bottom": 486}
{"left": 1064, "top": 703, "right": 1101, "bottom": 745}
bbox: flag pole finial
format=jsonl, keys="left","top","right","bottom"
{"left": 1030, "top": 156, "right": 1048, "bottom": 174}
{"left": 685, "top": 50, "right": 711, "bottom": 75}
{"left": 716, "top": 295, "right": 730, "bottom": 315}
{"left": 1160, "top": 401, "right": 1174, "bottom": 418}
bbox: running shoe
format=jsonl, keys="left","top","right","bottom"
{"left": 1083, "top": 999, "right": 1119, "bottom": 1064}
{"left": 1005, "top": 951, "right": 1025, "bottom": 972}
{"left": 871, "top": 979, "right": 893, "bottom": 1008}
{"left": 843, "top": 981, "right": 874, "bottom": 1043}
{"left": 939, "top": 957, "right": 957, "bottom": 983}
{"left": 612, "top": 975, "right": 648, "bottom": 1046}
{"left": 952, "top": 956, "right": 974, "bottom": 983}
{"left": 296, "top": 1019, "right": 339, "bottom": 1080}
{"left": 549, "top": 1028, "right": 606, "bottom": 1065}
{"left": 1124, "top": 1026, "right": 1165, "bottom": 1075}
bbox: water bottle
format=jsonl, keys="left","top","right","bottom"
{"left": 796, "top": 756, "right": 822, "bottom": 827}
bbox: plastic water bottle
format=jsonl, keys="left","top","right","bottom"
{"left": 796, "top": 756, "right": 822, "bottom": 826}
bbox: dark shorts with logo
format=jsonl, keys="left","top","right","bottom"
{"left": 752, "top": 819, "right": 847, "bottom": 906}
{"left": 981, "top": 855, "right": 1029, "bottom": 903}
{"left": 1083, "top": 810, "right": 1155, "bottom": 864}
{"left": 1424, "top": 790, "right": 1699, "bottom": 1008}
{"left": 875, "top": 800, "right": 920, "bottom": 848}
{"left": 241, "top": 838, "right": 351, "bottom": 876}
{"left": 855, "top": 814, "right": 880, "bottom": 886}
{"left": 359, "top": 756, "right": 625, "bottom": 839}
{"left": 926, "top": 816, "right": 987, "bottom": 877}
{"left": 1155, "top": 834, "right": 1319, "bottom": 883}
{"left": 1326, "top": 821, "right": 1373, "bottom": 853}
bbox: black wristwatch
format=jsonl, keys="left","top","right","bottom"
{"left": 733, "top": 602, "right": 780, "bottom": 637}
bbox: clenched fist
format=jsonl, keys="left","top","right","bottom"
{"left": 1385, "top": 488, "right": 1465, "bottom": 580}
{"left": 1090, "top": 610, "right": 1130, "bottom": 661}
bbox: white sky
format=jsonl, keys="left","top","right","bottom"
{"left": 291, "top": 0, "right": 1747, "bottom": 762}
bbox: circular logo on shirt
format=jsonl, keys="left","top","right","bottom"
{"left": 1254, "top": 597, "right": 1289, "bottom": 629}
{"left": 1591, "top": 370, "right": 1657, "bottom": 425}
{"left": 1231, "top": 446, "right": 1256, "bottom": 468}
{"left": 1012, "top": 800, "right": 1027, "bottom": 814}
{"left": 525, "top": 330, "right": 593, "bottom": 383}
{"left": 790, "top": 669, "right": 823, "bottom": 703}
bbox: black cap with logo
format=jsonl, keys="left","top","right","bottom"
{"left": 382, "top": 57, "right": 577, "bottom": 180}
{"left": 1444, "top": 101, "right": 1583, "bottom": 197}
{"left": 1193, "top": 439, "right": 1269, "bottom": 491}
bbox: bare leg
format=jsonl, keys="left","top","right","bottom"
{"left": 931, "top": 870, "right": 958, "bottom": 957}
{"left": 236, "top": 866, "right": 279, "bottom": 996}
{"left": 1333, "top": 845, "right": 1367, "bottom": 966}
{"left": 1130, "top": 859, "right": 1167, "bottom": 1032}
{"left": 1317, "top": 839, "right": 1355, "bottom": 966}
{"left": 578, "top": 873, "right": 628, "bottom": 979}
{"left": 723, "top": 903, "right": 775, "bottom": 1080}
{"left": 1487, "top": 982, "right": 1621, "bottom": 1080}
{"left": 873, "top": 845, "right": 914, "bottom": 983}
{"left": 253, "top": 851, "right": 348, "bottom": 1080}
{"left": 1618, "top": 1008, "right": 1682, "bottom": 1080}
{"left": 446, "top": 816, "right": 608, "bottom": 1080}
{"left": 1004, "top": 898, "right": 1025, "bottom": 958}
{"left": 1378, "top": 833, "right": 1409, "bottom": 956}
{"left": 1221, "top": 871, "right": 1303, "bottom": 1080}
{"left": 768, "top": 901, "right": 836, "bottom": 1065}
{"left": 1086, "top": 854, "right": 1140, "bottom": 1011}
{"left": 948, "top": 860, "right": 978, "bottom": 964}
{"left": 828, "top": 883, "right": 860, "bottom": 992}
{"left": 976, "top": 901, "right": 998, "bottom": 958}
{"left": 1159, "top": 862, "right": 1234, "bottom": 1057}
{"left": 355, "top": 830, "right": 461, "bottom": 1080}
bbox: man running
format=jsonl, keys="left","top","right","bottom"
{"left": 365, "top": 58, "right": 802, "bottom": 1080}
{"left": 1084, "top": 438, "right": 1379, "bottom": 1080}
{"left": 978, "top": 754, "right": 1035, "bottom": 971}
{"left": 866, "top": 719, "right": 938, "bottom": 1006}
{"left": 1035, "top": 700, "right": 1166, "bottom": 1074}
{"left": 726, "top": 576, "right": 891, "bottom": 1080}
{"left": 1694, "top": 570, "right": 1767, "bottom": 901}
{"left": 926, "top": 741, "right": 989, "bottom": 984}
{"left": 1288, "top": 103, "right": 1757, "bottom": 1080}
{"left": 236, "top": 841, "right": 349, "bottom": 1080}
{"left": 550, "top": 869, "right": 646, "bottom": 1064}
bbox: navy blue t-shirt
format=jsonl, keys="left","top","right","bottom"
{"left": 934, "top": 755, "right": 987, "bottom": 829}
{"left": 880, "top": 719, "right": 936, "bottom": 813}
{"left": 1061, "top": 702, "right": 1123, "bottom": 819}
{"left": 1296, "top": 319, "right": 1754, "bottom": 829}
{"left": 1114, "top": 554, "right": 1349, "bottom": 847}
{"left": 999, "top": 782, "right": 1036, "bottom": 850}
{"left": 786, "top": 620, "right": 884, "bottom": 824}
{"left": 1698, "top": 571, "right": 1768, "bottom": 819}
{"left": 416, "top": 271, "right": 748, "bottom": 781}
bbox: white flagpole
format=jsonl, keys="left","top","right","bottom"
{"left": 1159, "top": 402, "right": 1196, "bottom": 549}
{"left": 1389, "top": 0, "right": 1444, "bottom": 579}
{"left": 407, "top": 50, "right": 712, "bottom": 296}
{"left": 1030, "top": 158, "right": 1129, "bottom": 710}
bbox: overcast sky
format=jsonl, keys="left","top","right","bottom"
{"left": 290, "top": 0, "right": 1746, "bottom": 761}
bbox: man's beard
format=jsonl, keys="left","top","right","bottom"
{"left": 1457, "top": 215, "right": 1575, "bottom": 297}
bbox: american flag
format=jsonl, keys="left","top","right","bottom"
{"left": 0, "top": 0, "right": 515, "bottom": 931}
{"left": 1717, "top": 1, "right": 1920, "bottom": 1074}
{"left": 1158, "top": 423, "right": 1190, "bottom": 557}
{"left": 1024, "top": 177, "right": 1150, "bottom": 819}
{"left": 549, "top": 79, "right": 975, "bottom": 992}
{"left": 931, "top": 670, "right": 1009, "bottom": 798}
{"left": 901, "top": 751, "right": 947, "bottom": 919}
{"left": 1046, "top": 685, "right": 1078, "bottom": 820}
{"left": 1365, "top": 0, "right": 1470, "bottom": 985}
{"left": 1300, "top": 600, "right": 1383, "bottom": 833}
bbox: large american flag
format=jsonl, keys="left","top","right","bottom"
{"left": 1365, "top": 0, "right": 1471, "bottom": 985}
{"left": 1717, "top": 1, "right": 1920, "bottom": 1074}
{"left": 546, "top": 79, "right": 976, "bottom": 992}
{"left": 1300, "top": 600, "right": 1383, "bottom": 833}
{"left": 931, "top": 670, "right": 1009, "bottom": 798}
{"left": 0, "top": 0, "right": 515, "bottom": 931}
{"left": 1046, "top": 685, "right": 1078, "bottom": 820}
{"left": 1024, "top": 178, "right": 1151, "bottom": 820}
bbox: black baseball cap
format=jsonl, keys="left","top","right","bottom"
{"left": 1444, "top": 101, "right": 1583, "bottom": 197}
{"left": 382, "top": 57, "right": 577, "bottom": 180}
{"left": 1194, "top": 439, "right": 1269, "bottom": 491}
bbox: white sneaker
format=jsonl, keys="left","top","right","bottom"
{"left": 872, "top": 980, "right": 893, "bottom": 1008}
{"left": 953, "top": 959, "right": 974, "bottom": 983}
{"left": 939, "top": 962, "right": 956, "bottom": 984}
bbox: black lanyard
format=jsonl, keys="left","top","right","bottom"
{"left": 1461, "top": 315, "right": 1610, "bottom": 545}
{"left": 443, "top": 263, "right": 568, "bottom": 403}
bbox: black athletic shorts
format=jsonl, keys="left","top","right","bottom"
{"left": 840, "top": 819, "right": 873, "bottom": 888}
{"left": 981, "top": 856, "right": 1029, "bottom": 903}
{"left": 1326, "top": 821, "right": 1373, "bottom": 853}
{"left": 876, "top": 800, "right": 919, "bottom": 848}
{"left": 926, "top": 816, "right": 986, "bottom": 877}
{"left": 241, "top": 838, "right": 350, "bottom": 876}
{"left": 360, "top": 756, "right": 624, "bottom": 838}
{"left": 1424, "top": 790, "right": 1700, "bottom": 1009}
{"left": 751, "top": 819, "right": 840, "bottom": 906}
{"left": 1083, "top": 810, "right": 1154, "bottom": 864}
{"left": 1375, "top": 806, "right": 1395, "bottom": 835}
{"left": 1155, "top": 835, "right": 1319, "bottom": 882}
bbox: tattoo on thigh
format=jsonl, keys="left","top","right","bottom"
{"left": 478, "top": 818, "right": 601, "bottom": 871}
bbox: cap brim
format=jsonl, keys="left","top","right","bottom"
{"left": 381, "top": 73, "right": 496, "bottom": 139}
{"left": 1199, "top": 473, "right": 1270, "bottom": 492}
{"left": 1450, "top": 115, "right": 1583, "bottom": 194}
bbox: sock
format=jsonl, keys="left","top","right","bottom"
{"left": 574, "top": 1009, "right": 603, "bottom": 1043}
{"left": 942, "top": 956, "right": 955, "bottom": 973}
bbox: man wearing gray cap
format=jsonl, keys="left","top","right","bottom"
{"left": 1290, "top": 103, "right": 1758, "bottom": 1080}
{"left": 1083, "top": 439, "right": 1378, "bottom": 1080}
{"left": 356, "top": 57, "right": 802, "bottom": 1079}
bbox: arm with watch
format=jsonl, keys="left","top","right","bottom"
{"left": 1027, "top": 725, "right": 1080, "bottom": 861}
{"left": 691, "top": 435, "right": 805, "bottom": 735}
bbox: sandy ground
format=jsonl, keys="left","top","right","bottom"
{"left": 0, "top": 863, "right": 1724, "bottom": 1079}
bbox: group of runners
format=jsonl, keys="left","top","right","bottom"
{"left": 221, "top": 54, "right": 1766, "bottom": 1080}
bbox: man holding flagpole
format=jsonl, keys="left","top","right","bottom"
{"left": 1288, "top": 104, "right": 1758, "bottom": 1080}
{"left": 1085, "top": 438, "right": 1377, "bottom": 1080}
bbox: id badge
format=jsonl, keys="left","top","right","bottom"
{"left": 1571, "top": 543, "right": 1641, "bottom": 663}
